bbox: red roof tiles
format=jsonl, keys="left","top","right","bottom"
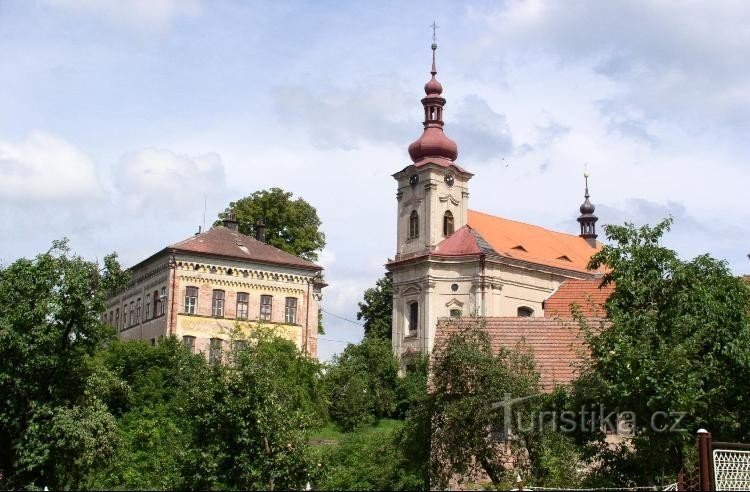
{"left": 436, "top": 317, "right": 600, "bottom": 390}
{"left": 169, "top": 226, "right": 320, "bottom": 270}
{"left": 543, "top": 279, "right": 614, "bottom": 319}
{"left": 433, "top": 225, "right": 482, "bottom": 256}
{"left": 467, "top": 210, "right": 603, "bottom": 274}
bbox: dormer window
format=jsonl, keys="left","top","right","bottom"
{"left": 517, "top": 306, "right": 534, "bottom": 317}
{"left": 409, "top": 211, "right": 419, "bottom": 239}
{"left": 443, "top": 211, "right": 454, "bottom": 236}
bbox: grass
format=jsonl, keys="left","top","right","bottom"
{"left": 309, "top": 418, "right": 402, "bottom": 445}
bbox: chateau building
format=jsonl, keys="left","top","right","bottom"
{"left": 388, "top": 42, "right": 608, "bottom": 378}
{"left": 105, "top": 215, "right": 325, "bottom": 358}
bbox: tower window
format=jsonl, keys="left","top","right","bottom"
{"left": 408, "top": 302, "right": 419, "bottom": 333}
{"left": 517, "top": 306, "right": 534, "bottom": 317}
{"left": 409, "top": 210, "right": 419, "bottom": 239}
{"left": 443, "top": 211, "right": 454, "bottom": 236}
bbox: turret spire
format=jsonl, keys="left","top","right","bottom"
{"left": 577, "top": 166, "right": 598, "bottom": 246}
{"left": 407, "top": 26, "right": 459, "bottom": 165}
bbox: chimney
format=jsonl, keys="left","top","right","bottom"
{"left": 255, "top": 219, "right": 266, "bottom": 243}
{"left": 223, "top": 211, "right": 239, "bottom": 231}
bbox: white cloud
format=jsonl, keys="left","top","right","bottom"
{"left": 0, "top": 131, "right": 102, "bottom": 203}
{"left": 42, "top": 0, "right": 201, "bottom": 31}
{"left": 470, "top": 1, "right": 750, "bottom": 130}
{"left": 114, "top": 148, "right": 225, "bottom": 215}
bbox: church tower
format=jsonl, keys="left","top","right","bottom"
{"left": 392, "top": 40, "right": 473, "bottom": 261}
{"left": 389, "top": 38, "right": 473, "bottom": 361}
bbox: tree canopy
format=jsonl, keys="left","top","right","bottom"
{"left": 0, "top": 239, "right": 128, "bottom": 489}
{"left": 219, "top": 187, "right": 326, "bottom": 261}
{"left": 573, "top": 218, "right": 750, "bottom": 486}
{"left": 357, "top": 274, "right": 393, "bottom": 340}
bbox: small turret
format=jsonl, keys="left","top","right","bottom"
{"left": 577, "top": 170, "right": 598, "bottom": 247}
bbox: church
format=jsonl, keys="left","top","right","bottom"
{"left": 388, "top": 42, "right": 610, "bottom": 384}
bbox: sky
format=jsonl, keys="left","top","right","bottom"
{"left": 1, "top": 0, "right": 749, "bottom": 361}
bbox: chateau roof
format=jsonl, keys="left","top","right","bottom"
{"left": 543, "top": 279, "right": 614, "bottom": 318}
{"left": 467, "top": 210, "right": 604, "bottom": 273}
{"left": 437, "top": 317, "right": 602, "bottom": 390}
{"left": 168, "top": 226, "right": 321, "bottom": 271}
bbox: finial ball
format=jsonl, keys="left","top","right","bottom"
{"left": 431, "top": 43, "right": 437, "bottom": 50}
{"left": 584, "top": 171, "right": 589, "bottom": 178}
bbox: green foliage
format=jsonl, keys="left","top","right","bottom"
{"left": 323, "top": 337, "right": 400, "bottom": 431}
{"left": 181, "top": 330, "right": 324, "bottom": 490}
{"left": 313, "top": 420, "right": 426, "bottom": 491}
{"left": 426, "top": 324, "right": 542, "bottom": 488}
{"left": 318, "top": 307, "right": 324, "bottom": 335}
{"left": 357, "top": 274, "right": 393, "bottom": 340}
{"left": 573, "top": 218, "right": 750, "bottom": 486}
{"left": 219, "top": 187, "right": 326, "bottom": 261}
{"left": 88, "top": 337, "right": 205, "bottom": 490}
{"left": 0, "top": 239, "right": 126, "bottom": 490}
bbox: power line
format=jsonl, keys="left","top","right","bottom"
{"left": 320, "top": 308, "right": 364, "bottom": 327}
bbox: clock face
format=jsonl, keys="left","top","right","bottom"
{"left": 444, "top": 173, "right": 455, "bottom": 187}
{"left": 409, "top": 174, "right": 419, "bottom": 187}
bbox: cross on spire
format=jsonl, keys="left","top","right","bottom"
{"left": 430, "top": 21, "right": 439, "bottom": 44}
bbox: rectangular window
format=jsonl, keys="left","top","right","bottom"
{"left": 185, "top": 286, "right": 198, "bottom": 314}
{"left": 212, "top": 290, "right": 225, "bottom": 317}
{"left": 115, "top": 308, "right": 120, "bottom": 330}
{"left": 285, "top": 297, "right": 298, "bottom": 324}
{"left": 209, "top": 338, "right": 222, "bottom": 364}
{"left": 182, "top": 335, "right": 195, "bottom": 354}
{"left": 129, "top": 302, "right": 135, "bottom": 327}
{"left": 449, "top": 309, "right": 462, "bottom": 318}
{"left": 408, "top": 302, "right": 419, "bottom": 333}
{"left": 108, "top": 311, "right": 113, "bottom": 325}
{"left": 150, "top": 337, "right": 156, "bottom": 347}
{"left": 145, "top": 294, "right": 151, "bottom": 319}
{"left": 260, "top": 295, "right": 272, "bottom": 321}
{"left": 233, "top": 339, "right": 247, "bottom": 353}
{"left": 236, "top": 292, "right": 249, "bottom": 320}
{"left": 159, "top": 287, "right": 166, "bottom": 316}
{"left": 136, "top": 298, "right": 142, "bottom": 323}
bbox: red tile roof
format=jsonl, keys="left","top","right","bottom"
{"left": 467, "top": 210, "right": 603, "bottom": 274}
{"left": 168, "top": 226, "right": 320, "bottom": 270}
{"left": 433, "top": 225, "right": 483, "bottom": 256}
{"left": 436, "top": 317, "right": 601, "bottom": 390}
{"left": 543, "top": 279, "right": 614, "bottom": 319}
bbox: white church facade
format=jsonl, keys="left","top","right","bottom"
{"left": 388, "top": 42, "right": 605, "bottom": 366}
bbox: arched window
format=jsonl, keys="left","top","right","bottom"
{"left": 517, "top": 306, "right": 534, "bottom": 317}
{"left": 443, "top": 211, "right": 454, "bottom": 236}
{"left": 408, "top": 302, "right": 419, "bottom": 333}
{"left": 409, "top": 210, "right": 419, "bottom": 239}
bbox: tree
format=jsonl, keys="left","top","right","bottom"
{"left": 357, "top": 274, "right": 393, "bottom": 340}
{"left": 323, "top": 337, "right": 400, "bottom": 431}
{"left": 427, "top": 325, "right": 542, "bottom": 488}
{"left": 219, "top": 187, "right": 326, "bottom": 261}
{"left": 0, "top": 240, "right": 127, "bottom": 489}
{"left": 181, "top": 329, "right": 324, "bottom": 490}
{"left": 88, "top": 337, "right": 206, "bottom": 490}
{"left": 572, "top": 218, "right": 750, "bottom": 486}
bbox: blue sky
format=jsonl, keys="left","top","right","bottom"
{"left": 1, "top": 0, "right": 749, "bottom": 360}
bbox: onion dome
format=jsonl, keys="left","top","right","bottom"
{"left": 577, "top": 171, "right": 598, "bottom": 243}
{"left": 408, "top": 42, "right": 459, "bottom": 163}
